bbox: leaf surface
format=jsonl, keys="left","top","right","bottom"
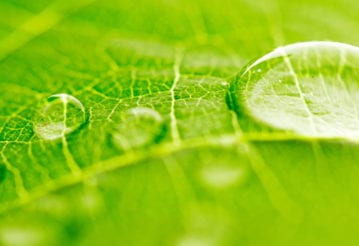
{"left": 1, "top": 0, "right": 359, "bottom": 245}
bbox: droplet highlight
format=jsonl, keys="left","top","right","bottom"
{"left": 110, "top": 107, "right": 164, "bottom": 150}
{"left": 231, "top": 41, "right": 359, "bottom": 139}
{"left": 34, "top": 94, "right": 86, "bottom": 140}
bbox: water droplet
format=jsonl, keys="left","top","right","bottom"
{"left": 110, "top": 107, "right": 164, "bottom": 150}
{"left": 177, "top": 235, "right": 214, "bottom": 246}
{"left": 34, "top": 94, "right": 86, "bottom": 140}
{"left": 200, "top": 165, "right": 245, "bottom": 189}
{"left": 0, "top": 227, "right": 44, "bottom": 246}
{"left": 231, "top": 41, "right": 359, "bottom": 139}
{"left": 80, "top": 192, "right": 101, "bottom": 212}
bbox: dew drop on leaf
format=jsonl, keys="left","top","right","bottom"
{"left": 0, "top": 226, "right": 44, "bottom": 246}
{"left": 231, "top": 41, "right": 359, "bottom": 139}
{"left": 177, "top": 235, "right": 214, "bottom": 246}
{"left": 200, "top": 165, "right": 246, "bottom": 189}
{"left": 110, "top": 107, "right": 165, "bottom": 150}
{"left": 34, "top": 94, "right": 86, "bottom": 140}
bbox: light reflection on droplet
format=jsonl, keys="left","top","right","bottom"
{"left": 34, "top": 94, "right": 86, "bottom": 140}
{"left": 110, "top": 107, "right": 165, "bottom": 150}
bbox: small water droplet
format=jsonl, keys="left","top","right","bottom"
{"left": 80, "top": 192, "right": 101, "bottom": 212}
{"left": 177, "top": 235, "right": 214, "bottom": 246}
{"left": 0, "top": 227, "right": 44, "bottom": 246}
{"left": 110, "top": 107, "right": 164, "bottom": 150}
{"left": 231, "top": 41, "right": 359, "bottom": 139}
{"left": 221, "top": 81, "right": 229, "bottom": 87}
{"left": 34, "top": 94, "right": 86, "bottom": 140}
{"left": 200, "top": 164, "right": 247, "bottom": 189}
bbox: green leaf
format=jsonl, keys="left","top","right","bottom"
{"left": 1, "top": 0, "right": 359, "bottom": 245}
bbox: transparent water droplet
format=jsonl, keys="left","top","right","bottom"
{"left": 34, "top": 94, "right": 86, "bottom": 140}
{"left": 199, "top": 161, "right": 249, "bottom": 190}
{"left": 231, "top": 41, "right": 359, "bottom": 139}
{"left": 110, "top": 107, "right": 164, "bottom": 150}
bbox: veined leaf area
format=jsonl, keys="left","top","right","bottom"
{"left": 1, "top": 0, "right": 359, "bottom": 245}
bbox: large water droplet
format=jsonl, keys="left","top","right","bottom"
{"left": 110, "top": 107, "right": 165, "bottom": 150}
{"left": 34, "top": 94, "right": 86, "bottom": 140}
{"left": 231, "top": 41, "right": 359, "bottom": 139}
